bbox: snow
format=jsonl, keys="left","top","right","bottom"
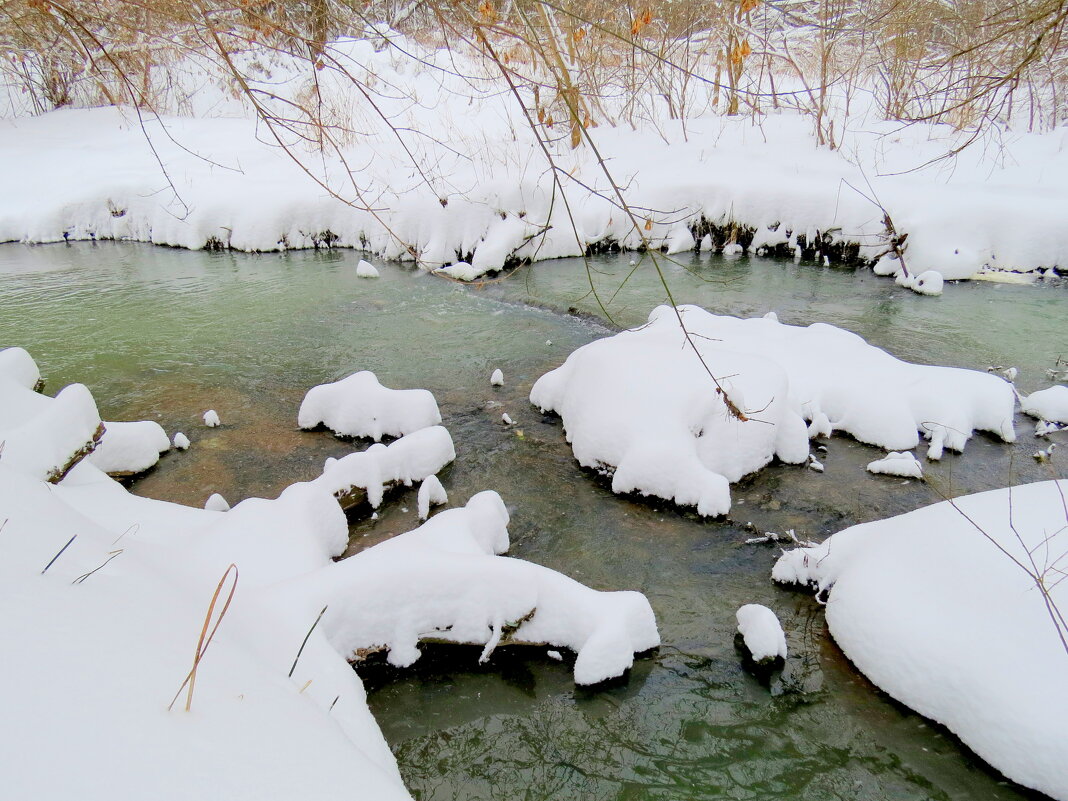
{"left": 416, "top": 475, "right": 448, "bottom": 520}
{"left": 356, "top": 259, "right": 380, "bottom": 278}
{"left": 295, "top": 491, "right": 660, "bottom": 685}
{"left": 310, "top": 425, "right": 456, "bottom": 508}
{"left": 502, "top": 413, "right": 514, "bottom": 425}
{"left": 0, "top": 350, "right": 102, "bottom": 482}
{"left": 909, "top": 270, "right": 945, "bottom": 296}
{"left": 1036, "top": 420, "right": 1065, "bottom": 437}
{"left": 87, "top": 420, "right": 171, "bottom": 474}
{"left": 867, "top": 451, "right": 924, "bottom": 479}
{"left": 736, "top": 604, "right": 787, "bottom": 662}
{"left": 531, "top": 305, "right": 1013, "bottom": 515}
{"left": 490, "top": 368, "right": 504, "bottom": 387}
{"left": 0, "top": 350, "right": 663, "bottom": 798}
{"left": 298, "top": 371, "right": 441, "bottom": 441}
{"left": 436, "top": 262, "right": 481, "bottom": 281}
{"left": 1022, "top": 385, "right": 1068, "bottom": 424}
{"left": 173, "top": 431, "right": 190, "bottom": 450}
{"left": 1, "top": 35, "right": 1066, "bottom": 284}
{"left": 772, "top": 480, "right": 1068, "bottom": 801}
{"left": 203, "top": 409, "right": 221, "bottom": 427}
{"left": 0, "top": 461, "right": 412, "bottom": 801}
{"left": 205, "top": 492, "right": 231, "bottom": 512}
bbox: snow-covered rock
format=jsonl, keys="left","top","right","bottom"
{"left": 88, "top": 420, "right": 171, "bottom": 475}
{"left": 310, "top": 426, "right": 455, "bottom": 508}
{"left": 356, "top": 259, "right": 380, "bottom": 278}
{"left": 735, "top": 604, "right": 787, "bottom": 662}
{"left": 298, "top": 371, "right": 441, "bottom": 441}
{"left": 205, "top": 492, "right": 231, "bottom": 512}
{"left": 910, "top": 270, "right": 944, "bottom": 296}
{"left": 772, "top": 480, "right": 1068, "bottom": 801}
{"left": 173, "top": 432, "right": 190, "bottom": 450}
{"left": 531, "top": 306, "right": 1012, "bottom": 515}
{"left": 416, "top": 475, "right": 448, "bottom": 520}
{"left": 203, "top": 409, "right": 221, "bottom": 427}
{"left": 297, "top": 491, "right": 661, "bottom": 685}
{"left": 866, "top": 451, "right": 923, "bottom": 479}
{"left": 1022, "top": 385, "right": 1068, "bottom": 424}
{"left": 0, "top": 349, "right": 102, "bottom": 482}
{"left": 490, "top": 368, "right": 504, "bottom": 387}
{"left": 436, "top": 262, "right": 482, "bottom": 281}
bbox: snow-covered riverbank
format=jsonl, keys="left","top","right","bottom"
{"left": 0, "top": 346, "right": 659, "bottom": 799}
{"left": 1, "top": 35, "right": 1066, "bottom": 286}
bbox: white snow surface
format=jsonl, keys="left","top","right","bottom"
{"left": 0, "top": 350, "right": 663, "bottom": 796}
{"left": 356, "top": 259, "right": 380, "bottom": 278}
{"left": 530, "top": 306, "right": 1014, "bottom": 515}
{"left": 87, "top": 419, "right": 171, "bottom": 474}
{"left": 772, "top": 480, "right": 1068, "bottom": 801}
{"left": 203, "top": 409, "right": 221, "bottom": 427}
{"left": 735, "top": 604, "right": 787, "bottom": 662}
{"left": 417, "top": 475, "right": 448, "bottom": 520}
{"left": 205, "top": 492, "right": 231, "bottom": 512}
{"left": 866, "top": 451, "right": 924, "bottom": 479}
{"left": 1022, "top": 385, "right": 1068, "bottom": 424}
{"left": 310, "top": 425, "right": 456, "bottom": 508}
{"left": 295, "top": 491, "right": 661, "bottom": 685}
{"left": 1, "top": 37, "right": 1067, "bottom": 282}
{"left": 0, "top": 348, "right": 101, "bottom": 482}
{"left": 298, "top": 371, "right": 441, "bottom": 441}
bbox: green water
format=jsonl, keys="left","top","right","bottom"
{"left": 2, "top": 242, "right": 1063, "bottom": 800}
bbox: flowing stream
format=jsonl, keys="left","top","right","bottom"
{"left": 2, "top": 242, "right": 1065, "bottom": 800}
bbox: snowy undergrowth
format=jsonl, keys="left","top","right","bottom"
{"left": 1, "top": 35, "right": 1067, "bottom": 283}
{"left": 772, "top": 480, "right": 1068, "bottom": 801}
{"left": 531, "top": 305, "right": 1015, "bottom": 515}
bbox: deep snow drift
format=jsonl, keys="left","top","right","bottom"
{"left": 1, "top": 35, "right": 1066, "bottom": 284}
{"left": 773, "top": 480, "right": 1068, "bottom": 801}
{"left": 530, "top": 306, "right": 1015, "bottom": 515}
{"left": 1, "top": 347, "right": 660, "bottom": 797}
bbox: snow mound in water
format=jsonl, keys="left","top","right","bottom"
{"left": 530, "top": 306, "right": 1014, "bottom": 515}
{"left": 0, "top": 348, "right": 101, "bottom": 482}
{"left": 1022, "top": 385, "right": 1068, "bottom": 424}
{"left": 310, "top": 426, "right": 455, "bottom": 508}
{"left": 736, "top": 604, "right": 787, "bottom": 662}
{"left": 88, "top": 420, "right": 171, "bottom": 474}
{"left": 866, "top": 451, "right": 923, "bottom": 479}
{"left": 356, "top": 259, "right": 380, "bottom": 278}
{"left": 772, "top": 480, "right": 1068, "bottom": 800}
{"left": 417, "top": 475, "right": 447, "bottom": 520}
{"left": 298, "top": 371, "right": 441, "bottom": 441}
{"left": 305, "top": 491, "right": 661, "bottom": 685}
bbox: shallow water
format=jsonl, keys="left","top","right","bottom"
{"left": 2, "top": 242, "right": 1064, "bottom": 801}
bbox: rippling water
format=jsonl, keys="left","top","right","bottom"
{"left": 2, "top": 242, "right": 1064, "bottom": 801}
